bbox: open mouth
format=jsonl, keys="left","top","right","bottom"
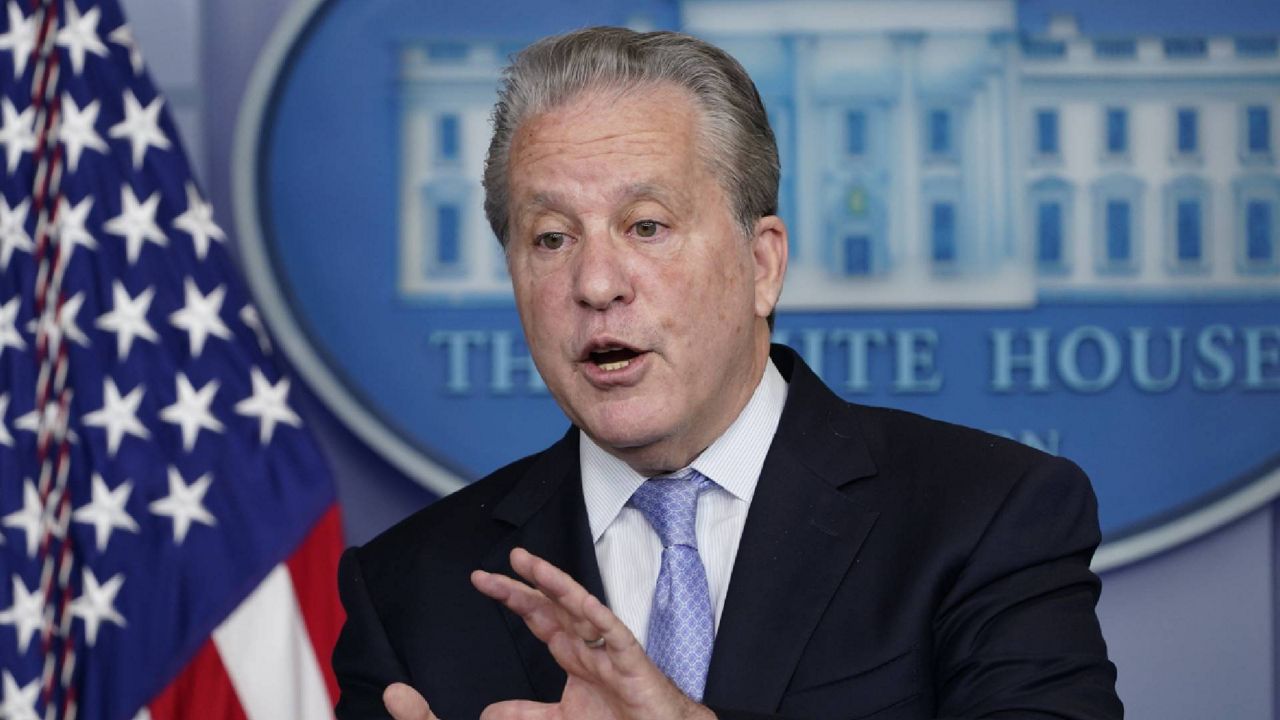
{"left": 588, "top": 347, "right": 642, "bottom": 372}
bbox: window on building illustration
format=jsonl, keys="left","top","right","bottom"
{"left": 1176, "top": 108, "right": 1198, "bottom": 154}
{"left": 1247, "top": 200, "right": 1274, "bottom": 262}
{"left": 1246, "top": 106, "right": 1271, "bottom": 154}
{"left": 426, "top": 42, "right": 469, "bottom": 61}
{"left": 931, "top": 202, "right": 956, "bottom": 263}
{"left": 1094, "top": 39, "right": 1136, "bottom": 59}
{"left": 1164, "top": 177, "right": 1209, "bottom": 270}
{"left": 1035, "top": 109, "right": 1059, "bottom": 157}
{"left": 437, "top": 114, "right": 461, "bottom": 163}
{"left": 927, "top": 109, "right": 951, "bottom": 157}
{"left": 436, "top": 203, "right": 461, "bottom": 266}
{"left": 845, "top": 110, "right": 867, "bottom": 157}
{"left": 1106, "top": 200, "right": 1132, "bottom": 264}
{"left": 1176, "top": 199, "right": 1202, "bottom": 263}
{"left": 1235, "top": 37, "right": 1278, "bottom": 58}
{"left": 1021, "top": 38, "right": 1066, "bottom": 59}
{"left": 1030, "top": 177, "right": 1073, "bottom": 272}
{"left": 1037, "top": 201, "right": 1063, "bottom": 266}
{"left": 1164, "top": 38, "right": 1207, "bottom": 58}
{"left": 843, "top": 234, "right": 872, "bottom": 276}
{"left": 1105, "top": 108, "right": 1128, "bottom": 156}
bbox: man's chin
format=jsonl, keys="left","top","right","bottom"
{"left": 585, "top": 425, "right": 705, "bottom": 476}
{"left": 583, "top": 423, "right": 666, "bottom": 454}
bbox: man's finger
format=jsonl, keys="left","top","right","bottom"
{"left": 509, "top": 547, "right": 589, "bottom": 609}
{"left": 479, "top": 699, "right": 557, "bottom": 720}
{"left": 471, "top": 569, "right": 584, "bottom": 644}
{"left": 510, "top": 549, "right": 619, "bottom": 642}
{"left": 507, "top": 549, "right": 653, "bottom": 675}
{"left": 383, "top": 683, "right": 438, "bottom": 720}
{"left": 511, "top": 550, "right": 632, "bottom": 642}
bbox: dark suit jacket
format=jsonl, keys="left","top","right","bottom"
{"left": 333, "top": 346, "right": 1122, "bottom": 719}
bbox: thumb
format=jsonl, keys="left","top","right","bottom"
{"left": 383, "top": 682, "right": 437, "bottom": 720}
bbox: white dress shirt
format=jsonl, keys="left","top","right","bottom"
{"left": 580, "top": 359, "right": 788, "bottom": 643}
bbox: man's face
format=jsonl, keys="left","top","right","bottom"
{"left": 505, "top": 83, "right": 786, "bottom": 474}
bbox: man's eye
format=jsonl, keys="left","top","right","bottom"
{"left": 536, "top": 232, "right": 566, "bottom": 250}
{"left": 633, "top": 221, "right": 661, "bottom": 238}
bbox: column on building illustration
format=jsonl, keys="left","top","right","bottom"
{"left": 892, "top": 31, "right": 924, "bottom": 280}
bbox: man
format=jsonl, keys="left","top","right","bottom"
{"left": 333, "top": 27, "right": 1122, "bottom": 720}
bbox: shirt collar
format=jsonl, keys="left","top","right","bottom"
{"left": 580, "top": 358, "right": 788, "bottom": 542}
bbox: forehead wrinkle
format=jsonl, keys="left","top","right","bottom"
{"left": 517, "top": 181, "right": 690, "bottom": 225}
{"left": 512, "top": 129, "right": 679, "bottom": 171}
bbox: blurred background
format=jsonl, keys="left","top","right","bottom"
{"left": 120, "top": 0, "right": 1279, "bottom": 716}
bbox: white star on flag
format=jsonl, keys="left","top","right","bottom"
{"left": 72, "top": 474, "right": 139, "bottom": 553}
{"left": 55, "top": 1, "right": 109, "bottom": 76}
{"left": 0, "top": 296, "right": 25, "bottom": 357}
{"left": 0, "top": 97, "right": 35, "bottom": 174}
{"left": 2, "top": 480, "right": 44, "bottom": 558}
{"left": 82, "top": 377, "right": 150, "bottom": 456}
{"left": 69, "top": 568, "right": 126, "bottom": 647}
{"left": 0, "top": 3, "right": 36, "bottom": 79}
{"left": 59, "top": 94, "right": 108, "bottom": 172}
{"left": 108, "top": 22, "right": 144, "bottom": 75}
{"left": 0, "top": 393, "right": 12, "bottom": 447}
{"left": 0, "top": 574, "right": 45, "bottom": 654}
{"left": 235, "top": 368, "right": 302, "bottom": 444}
{"left": 27, "top": 291, "right": 89, "bottom": 350}
{"left": 169, "top": 278, "right": 231, "bottom": 357}
{"left": 103, "top": 185, "right": 166, "bottom": 264}
{"left": 0, "top": 670, "right": 39, "bottom": 720}
{"left": 55, "top": 195, "right": 98, "bottom": 257}
{"left": 0, "top": 196, "right": 32, "bottom": 270}
{"left": 173, "top": 182, "right": 225, "bottom": 260}
{"left": 149, "top": 467, "right": 217, "bottom": 544}
{"left": 107, "top": 89, "right": 170, "bottom": 169}
{"left": 95, "top": 280, "right": 158, "bottom": 359}
{"left": 159, "top": 373, "right": 224, "bottom": 452}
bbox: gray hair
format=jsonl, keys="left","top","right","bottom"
{"left": 482, "top": 27, "right": 780, "bottom": 245}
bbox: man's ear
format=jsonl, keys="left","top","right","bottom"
{"left": 751, "top": 215, "right": 788, "bottom": 320}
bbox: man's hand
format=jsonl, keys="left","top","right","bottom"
{"left": 383, "top": 683, "right": 437, "bottom": 720}
{"left": 382, "top": 548, "right": 716, "bottom": 720}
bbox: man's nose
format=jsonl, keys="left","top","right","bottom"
{"left": 571, "top": 233, "right": 635, "bottom": 310}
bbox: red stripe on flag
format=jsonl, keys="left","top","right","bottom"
{"left": 286, "top": 504, "right": 346, "bottom": 706}
{"left": 147, "top": 639, "right": 249, "bottom": 720}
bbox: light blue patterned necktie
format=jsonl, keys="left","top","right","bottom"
{"left": 627, "top": 468, "right": 716, "bottom": 701}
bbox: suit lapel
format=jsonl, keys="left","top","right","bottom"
{"left": 704, "top": 347, "right": 881, "bottom": 712}
{"left": 480, "top": 430, "right": 605, "bottom": 703}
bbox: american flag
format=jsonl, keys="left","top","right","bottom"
{"left": 0, "top": 1, "right": 344, "bottom": 718}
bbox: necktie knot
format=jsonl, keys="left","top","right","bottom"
{"left": 627, "top": 469, "right": 713, "bottom": 549}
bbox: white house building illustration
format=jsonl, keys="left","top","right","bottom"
{"left": 397, "top": 0, "right": 1280, "bottom": 308}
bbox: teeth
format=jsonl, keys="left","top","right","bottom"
{"left": 598, "top": 359, "right": 631, "bottom": 372}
